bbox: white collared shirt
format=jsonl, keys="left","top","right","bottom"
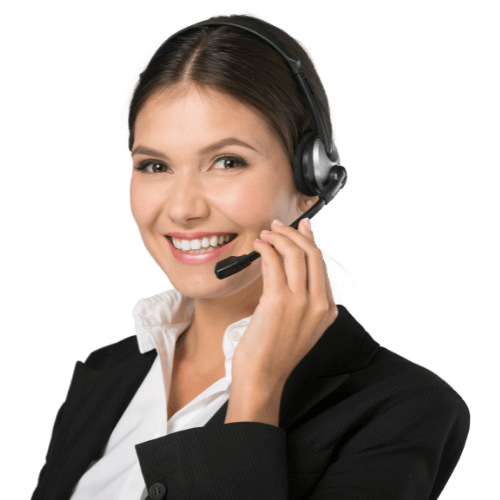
{"left": 69, "top": 288, "right": 252, "bottom": 500}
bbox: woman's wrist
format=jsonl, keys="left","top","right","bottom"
{"left": 224, "top": 379, "right": 285, "bottom": 427}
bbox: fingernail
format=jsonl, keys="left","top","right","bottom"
{"left": 305, "top": 218, "right": 311, "bottom": 231}
{"left": 273, "top": 219, "right": 284, "bottom": 226}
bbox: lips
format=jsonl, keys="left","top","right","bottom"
{"left": 166, "top": 233, "right": 239, "bottom": 264}
{"left": 166, "top": 231, "right": 238, "bottom": 240}
{"left": 165, "top": 233, "right": 238, "bottom": 245}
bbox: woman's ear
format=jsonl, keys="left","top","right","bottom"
{"left": 301, "top": 196, "right": 319, "bottom": 212}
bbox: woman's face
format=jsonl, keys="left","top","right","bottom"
{"left": 130, "top": 84, "right": 315, "bottom": 299}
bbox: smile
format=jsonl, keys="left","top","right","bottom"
{"left": 168, "top": 233, "right": 238, "bottom": 253}
{"left": 166, "top": 234, "right": 239, "bottom": 264}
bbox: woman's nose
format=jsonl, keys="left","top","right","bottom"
{"left": 163, "top": 173, "right": 209, "bottom": 218}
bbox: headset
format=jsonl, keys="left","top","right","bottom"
{"left": 164, "top": 19, "right": 348, "bottom": 279}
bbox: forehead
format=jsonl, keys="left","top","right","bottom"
{"left": 144, "top": 84, "right": 250, "bottom": 113}
{"left": 134, "top": 84, "right": 278, "bottom": 150}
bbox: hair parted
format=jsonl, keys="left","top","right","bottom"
{"left": 127, "top": 14, "right": 334, "bottom": 168}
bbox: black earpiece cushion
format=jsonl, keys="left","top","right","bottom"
{"left": 292, "top": 131, "right": 318, "bottom": 197}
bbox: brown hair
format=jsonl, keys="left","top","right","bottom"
{"left": 127, "top": 14, "right": 333, "bottom": 167}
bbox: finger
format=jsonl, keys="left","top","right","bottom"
{"left": 253, "top": 237, "right": 289, "bottom": 292}
{"left": 254, "top": 229, "right": 307, "bottom": 295}
{"left": 254, "top": 233, "right": 307, "bottom": 298}
{"left": 270, "top": 219, "right": 332, "bottom": 307}
{"left": 299, "top": 217, "right": 315, "bottom": 241}
{"left": 253, "top": 238, "right": 268, "bottom": 289}
{"left": 275, "top": 218, "right": 315, "bottom": 240}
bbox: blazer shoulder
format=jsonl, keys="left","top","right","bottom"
{"left": 377, "top": 346, "right": 468, "bottom": 408}
{"left": 83, "top": 335, "right": 139, "bottom": 369}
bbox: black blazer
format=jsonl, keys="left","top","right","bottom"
{"left": 31, "top": 305, "right": 470, "bottom": 500}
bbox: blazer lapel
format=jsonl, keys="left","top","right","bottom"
{"left": 39, "top": 345, "right": 157, "bottom": 500}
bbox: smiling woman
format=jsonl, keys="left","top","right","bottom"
{"left": 129, "top": 82, "right": 310, "bottom": 286}
{"left": 31, "top": 13, "right": 470, "bottom": 500}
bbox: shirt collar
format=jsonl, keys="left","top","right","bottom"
{"left": 132, "top": 288, "right": 253, "bottom": 360}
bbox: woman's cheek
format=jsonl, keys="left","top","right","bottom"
{"left": 226, "top": 184, "right": 269, "bottom": 225}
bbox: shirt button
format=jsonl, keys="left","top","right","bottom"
{"left": 149, "top": 482, "right": 166, "bottom": 499}
{"left": 231, "top": 330, "right": 242, "bottom": 342}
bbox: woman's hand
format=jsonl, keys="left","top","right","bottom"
{"left": 231, "top": 218, "right": 338, "bottom": 395}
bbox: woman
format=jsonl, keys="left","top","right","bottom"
{"left": 31, "top": 14, "right": 470, "bottom": 500}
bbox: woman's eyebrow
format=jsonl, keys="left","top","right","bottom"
{"left": 131, "top": 137, "right": 261, "bottom": 159}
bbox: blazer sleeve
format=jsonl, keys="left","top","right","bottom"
{"left": 134, "top": 385, "right": 470, "bottom": 500}
{"left": 30, "top": 403, "right": 64, "bottom": 500}
{"left": 31, "top": 348, "right": 96, "bottom": 500}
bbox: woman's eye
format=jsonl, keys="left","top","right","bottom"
{"left": 134, "top": 162, "right": 168, "bottom": 173}
{"left": 213, "top": 156, "right": 248, "bottom": 170}
{"left": 147, "top": 162, "right": 167, "bottom": 173}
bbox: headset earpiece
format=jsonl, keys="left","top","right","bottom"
{"left": 293, "top": 131, "right": 341, "bottom": 197}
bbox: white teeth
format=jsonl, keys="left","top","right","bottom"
{"left": 172, "top": 234, "right": 233, "bottom": 252}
